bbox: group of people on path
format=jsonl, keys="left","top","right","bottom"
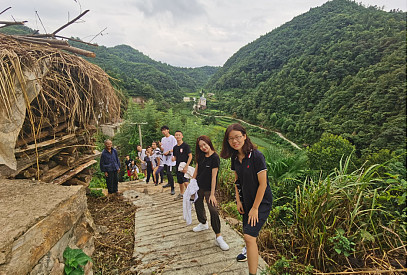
{"left": 99, "top": 123, "right": 272, "bottom": 275}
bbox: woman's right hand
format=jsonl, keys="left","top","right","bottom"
{"left": 236, "top": 200, "right": 245, "bottom": 214}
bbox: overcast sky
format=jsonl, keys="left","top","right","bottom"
{"left": 3, "top": 0, "right": 406, "bottom": 68}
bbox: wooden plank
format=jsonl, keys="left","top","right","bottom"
{"left": 14, "top": 134, "right": 76, "bottom": 154}
{"left": 51, "top": 159, "right": 97, "bottom": 185}
{"left": 41, "top": 151, "right": 100, "bottom": 183}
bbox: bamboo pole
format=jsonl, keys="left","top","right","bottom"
{"left": 52, "top": 10, "right": 90, "bottom": 35}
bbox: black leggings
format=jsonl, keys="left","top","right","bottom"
{"left": 146, "top": 165, "right": 153, "bottom": 183}
{"left": 194, "top": 189, "right": 221, "bottom": 234}
{"left": 164, "top": 164, "right": 174, "bottom": 188}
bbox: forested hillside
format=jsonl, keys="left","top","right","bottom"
{"left": 206, "top": 0, "right": 407, "bottom": 156}
{"left": 72, "top": 43, "right": 218, "bottom": 94}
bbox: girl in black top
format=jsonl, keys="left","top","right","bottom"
{"left": 191, "top": 135, "right": 229, "bottom": 251}
{"left": 220, "top": 124, "right": 272, "bottom": 275}
{"left": 144, "top": 147, "right": 153, "bottom": 184}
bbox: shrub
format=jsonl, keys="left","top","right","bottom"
{"left": 63, "top": 246, "right": 92, "bottom": 275}
{"left": 307, "top": 133, "right": 356, "bottom": 173}
{"left": 89, "top": 189, "right": 104, "bottom": 198}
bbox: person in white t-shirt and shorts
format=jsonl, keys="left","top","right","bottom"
{"left": 160, "top": 125, "right": 177, "bottom": 195}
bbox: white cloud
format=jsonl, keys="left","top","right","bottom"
{"left": 2, "top": 0, "right": 406, "bottom": 67}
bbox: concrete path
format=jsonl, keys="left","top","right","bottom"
{"left": 119, "top": 180, "right": 268, "bottom": 275}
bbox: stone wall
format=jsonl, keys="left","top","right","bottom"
{"left": 0, "top": 180, "right": 95, "bottom": 275}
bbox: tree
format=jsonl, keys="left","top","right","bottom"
{"left": 307, "top": 133, "right": 356, "bottom": 172}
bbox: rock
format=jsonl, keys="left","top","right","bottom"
{"left": 0, "top": 179, "right": 95, "bottom": 275}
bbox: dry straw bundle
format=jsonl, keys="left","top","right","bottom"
{"left": 0, "top": 32, "right": 120, "bottom": 181}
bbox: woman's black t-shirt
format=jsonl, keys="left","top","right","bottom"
{"left": 196, "top": 152, "right": 220, "bottom": 191}
{"left": 231, "top": 149, "right": 273, "bottom": 214}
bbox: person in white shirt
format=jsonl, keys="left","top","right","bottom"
{"left": 136, "top": 145, "right": 147, "bottom": 178}
{"left": 160, "top": 125, "right": 177, "bottom": 195}
{"left": 152, "top": 141, "right": 164, "bottom": 185}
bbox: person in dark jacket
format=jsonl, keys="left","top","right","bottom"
{"left": 100, "top": 139, "right": 121, "bottom": 195}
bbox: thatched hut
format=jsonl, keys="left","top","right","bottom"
{"left": 0, "top": 32, "right": 121, "bottom": 183}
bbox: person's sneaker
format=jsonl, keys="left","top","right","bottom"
{"left": 215, "top": 236, "right": 230, "bottom": 251}
{"left": 193, "top": 222, "right": 209, "bottom": 232}
{"left": 170, "top": 189, "right": 175, "bottom": 195}
{"left": 174, "top": 194, "right": 183, "bottom": 200}
{"left": 162, "top": 183, "right": 171, "bottom": 188}
{"left": 236, "top": 247, "right": 247, "bottom": 262}
{"left": 154, "top": 183, "right": 158, "bottom": 186}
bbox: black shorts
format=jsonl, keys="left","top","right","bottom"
{"left": 242, "top": 204, "right": 270, "bottom": 237}
{"left": 176, "top": 171, "right": 189, "bottom": 184}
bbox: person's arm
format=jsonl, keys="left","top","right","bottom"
{"left": 182, "top": 153, "right": 193, "bottom": 173}
{"left": 169, "top": 136, "right": 176, "bottom": 154}
{"left": 248, "top": 170, "right": 267, "bottom": 226}
{"left": 208, "top": 167, "right": 218, "bottom": 206}
{"left": 192, "top": 162, "right": 198, "bottom": 179}
{"left": 171, "top": 145, "right": 177, "bottom": 162}
{"left": 100, "top": 152, "right": 108, "bottom": 177}
{"left": 234, "top": 172, "right": 245, "bottom": 214}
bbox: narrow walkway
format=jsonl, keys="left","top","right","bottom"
{"left": 120, "top": 181, "right": 267, "bottom": 274}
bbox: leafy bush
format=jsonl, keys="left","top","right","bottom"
{"left": 89, "top": 189, "right": 104, "bottom": 198}
{"left": 306, "top": 133, "right": 356, "bottom": 173}
{"left": 217, "top": 158, "right": 235, "bottom": 201}
{"left": 63, "top": 246, "right": 92, "bottom": 275}
{"left": 329, "top": 229, "right": 355, "bottom": 257}
{"left": 89, "top": 174, "right": 107, "bottom": 189}
{"left": 89, "top": 161, "right": 107, "bottom": 189}
{"left": 261, "top": 255, "right": 313, "bottom": 275}
{"left": 220, "top": 201, "right": 242, "bottom": 221}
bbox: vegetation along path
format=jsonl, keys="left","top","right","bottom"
{"left": 121, "top": 180, "right": 267, "bottom": 274}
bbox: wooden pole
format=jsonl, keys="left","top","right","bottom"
{"left": 138, "top": 124, "right": 143, "bottom": 148}
{"left": 129, "top": 122, "right": 148, "bottom": 148}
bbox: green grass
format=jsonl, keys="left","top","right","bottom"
{"left": 213, "top": 116, "right": 297, "bottom": 152}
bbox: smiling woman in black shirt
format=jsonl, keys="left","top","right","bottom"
{"left": 220, "top": 124, "right": 273, "bottom": 275}
{"left": 191, "top": 135, "right": 229, "bottom": 251}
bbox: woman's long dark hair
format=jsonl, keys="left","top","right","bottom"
{"left": 195, "top": 135, "right": 216, "bottom": 162}
{"left": 220, "top": 123, "right": 256, "bottom": 159}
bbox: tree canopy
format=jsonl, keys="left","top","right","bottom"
{"left": 205, "top": 0, "right": 407, "bottom": 156}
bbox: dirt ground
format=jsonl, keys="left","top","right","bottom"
{"left": 87, "top": 194, "right": 139, "bottom": 274}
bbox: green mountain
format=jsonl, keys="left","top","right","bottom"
{"left": 206, "top": 0, "right": 407, "bottom": 155}
{"left": 69, "top": 42, "right": 218, "bottom": 104}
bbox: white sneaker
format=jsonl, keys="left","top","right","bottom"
{"left": 193, "top": 222, "right": 209, "bottom": 232}
{"left": 215, "top": 236, "right": 230, "bottom": 251}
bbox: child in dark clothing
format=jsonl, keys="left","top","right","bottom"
{"left": 144, "top": 147, "right": 153, "bottom": 183}
{"left": 130, "top": 160, "right": 139, "bottom": 180}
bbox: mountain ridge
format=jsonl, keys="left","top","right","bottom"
{"left": 205, "top": 0, "right": 407, "bottom": 154}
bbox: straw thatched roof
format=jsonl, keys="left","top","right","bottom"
{"left": 0, "top": 32, "right": 120, "bottom": 173}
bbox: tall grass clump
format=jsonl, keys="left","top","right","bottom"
{"left": 292, "top": 155, "right": 406, "bottom": 271}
